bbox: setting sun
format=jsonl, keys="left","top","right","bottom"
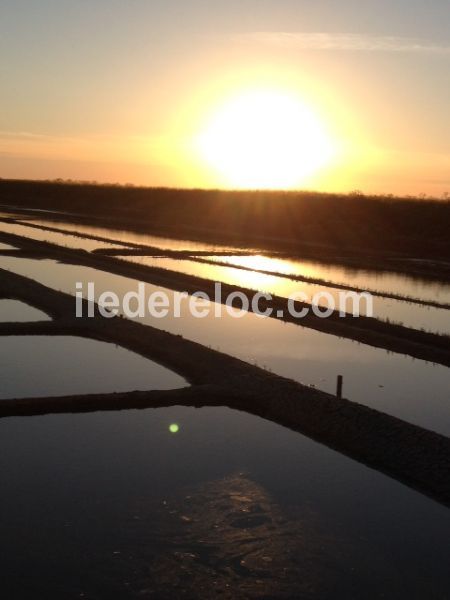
{"left": 1, "top": 1, "right": 450, "bottom": 597}
{"left": 195, "top": 89, "right": 335, "bottom": 189}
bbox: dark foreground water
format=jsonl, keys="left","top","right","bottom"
{"left": 1, "top": 407, "right": 449, "bottom": 599}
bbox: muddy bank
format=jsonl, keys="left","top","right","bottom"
{"left": 0, "top": 267, "right": 449, "bottom": 508}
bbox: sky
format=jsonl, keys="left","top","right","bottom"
{"left": 1, "top": 0, "right": 449, "bottom": 195}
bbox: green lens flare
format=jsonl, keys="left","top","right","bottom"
{"left": 169, "top": 423, "right": 180, "bottom": 433}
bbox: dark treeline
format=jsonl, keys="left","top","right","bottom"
{"left": 1, "top": 179, "right": 449, "bottom": 259}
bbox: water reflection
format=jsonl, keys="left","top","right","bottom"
{"left": 0, "top": 336, "right": 186, "bottom": 399}
{"left": 5, "top": 217, "right": 450, "bottom": 307}
{"left": 27, "top": 218, "right": 249, "bottom": 253}
{"left": 206, "top": 254, "right": 450, "bottom": 305}
{"left": 0, "top": 221, "right": 119, "bottom": 252}
{"left": 15, "top": 215, "right": 450, "bottom": 305}
{"left": 0, "top": 256, "right": 449, "bottom": 435}
{"left": 0, "top": 299, "right": 50, "bottom": 322}
{"left": 117, "top": 255, "right": 450, "bottom": 335}
{"left": 0, "top": 242, "right": 17, "bottom": 250}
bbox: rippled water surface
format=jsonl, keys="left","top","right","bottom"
{"left": 1, "top": 405, "right": 450, "bottom": 598}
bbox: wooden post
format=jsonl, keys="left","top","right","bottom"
{"left": 336, "top": 375, "right": 343, "bottom": 399}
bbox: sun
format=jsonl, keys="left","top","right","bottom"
{"left": 195, "top": 89, "right": 335, "bottom": 189}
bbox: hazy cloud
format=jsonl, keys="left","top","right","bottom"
{"left": 231, "top": 32, "right": 450, "bottom": 54}
{"left": 0, "top": 131, "right": 83, "bottom": 144}
{"left": 0, "top": 131, "right": 51, "bottom": 140}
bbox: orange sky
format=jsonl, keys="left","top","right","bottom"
{"left": 1, "top": 1, "right": 449, "bottom": 196}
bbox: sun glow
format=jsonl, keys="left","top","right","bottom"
{"left": 195, "top": 89, "right": 335, "bottom": 189}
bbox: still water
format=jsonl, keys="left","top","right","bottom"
{"left": 26, "top": 218, "right": 249, "bottom": 253}
{"left": 0, "top": 256, "right": 449, "bottom": 436}
{"left": 206, "top": 254, "right": 450, "bottom": 305}
{"left": 0, "top": 299, "right": 50, "bottom": 322}
{"left": 0, "top": 336, "right": 186, "bottom": 399}
{"left": 117, "top": 255, "right": 450, "bottom": 335}
{"left": 18, "top": 218, "right": 450, "bottom": 305}
{"left": 0, "top": 242, "right": 18, "bottom": 250}
{"left": 0, "top": 406, "right": 449, "bottom": 598}
{"left": 0, "top": 221, "right": 122, "bottom": 252}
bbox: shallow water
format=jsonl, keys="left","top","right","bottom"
{"left": 0, "top": 204, "right": 76, "bottom": 217}
{"left": 0, "top": 242, "right": 18, "bottom": 250}
{"left": 0, "top": 256, "right": 449, "bottom": 435}
{"left": 0, "top": 406, "right": 449, "bottom": 598}
{"left": 0, "top": 221, "right": 121, "bottom": 252}
{"left": 4, "top": 219, "right": 448, "bottom": 333}
{"left": 0, "top": 336, "right": 186, "bottom": 399}
{"left": 206, "top": 254, "right": 450, "bottom": 305}
{"left": 117, "top": 255, "right": 450, "bottom": 335}
{"left": 27, "top": 218, "right": 249, "bottom": 253}
{"left": 0, "top": 299, "right": 50, "bottom": 322}
{"left": 17, "top": 218, "right": 450, "bottom": 305}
